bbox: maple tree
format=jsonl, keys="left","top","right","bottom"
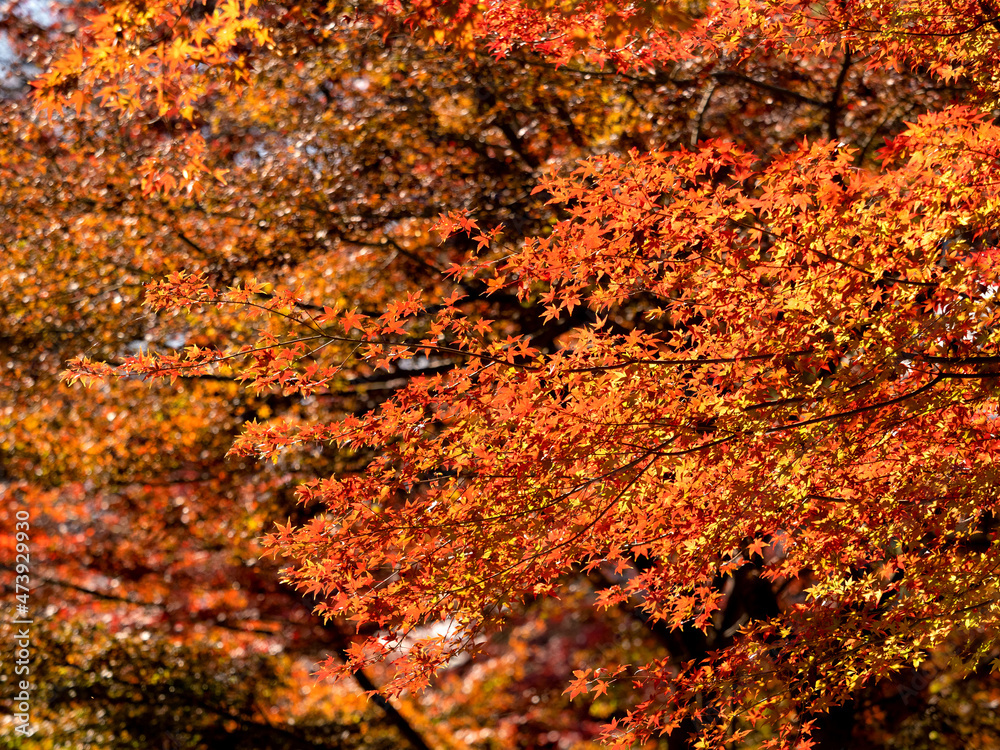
{"left": 1, "top": 1, "right": 676, "bottom": 746}
{"left": 4, "top": 0, "right": 1000, "bottom": 747}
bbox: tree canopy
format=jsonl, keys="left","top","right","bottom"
{"left": 3, "top": 0, "right": 1000, "bottom": 748}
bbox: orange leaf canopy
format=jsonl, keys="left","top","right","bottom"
{"left": 33, "top": 0, "right": 1000, "bottom": 746}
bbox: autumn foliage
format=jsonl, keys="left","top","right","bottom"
{"left": 4, "top": 0, "right": 1000, "bottom": 747}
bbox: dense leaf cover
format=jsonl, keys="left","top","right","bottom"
{"left": 3, "top": 0, "right": 1000, "bottom": 747}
